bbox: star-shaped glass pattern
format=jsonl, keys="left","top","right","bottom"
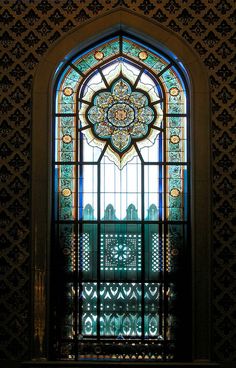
{"left": 87, "top": 78, "right": 155, "bottom": 154}
{"left": 80, "top": 68, "right": 163, "bottom": 168}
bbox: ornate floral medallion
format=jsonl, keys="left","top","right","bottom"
{"left": 81, "top": 75, "right": 163, "bottom": 168}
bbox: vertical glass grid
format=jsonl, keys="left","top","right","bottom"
{"left": 52, "top": 34, "right": 189, "bottom": 361}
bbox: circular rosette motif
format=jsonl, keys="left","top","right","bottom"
{"left": 85, "top": 78, "right": 158, "bottom": 155}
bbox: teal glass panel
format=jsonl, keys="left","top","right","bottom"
{"left": 100, "top": 282, "right": 142, "bottom": 337}
{"left": 79, "top": 224, "right": 97, "bottom": 281}
{"left": 61, "top": 65, "right": 82, "bottom": 90}
{"left": 100, "top": 38, "right": 119, "bottom": 58}
{"left": 57, "top": 164, "right": 76, "bottom": 220}
{"left": 166, "top": 117, "right": 187, "bottom": 163}
{"left": 144, "top": 283, "right": 161, "bottom": 338}
{"left": 160, "top": 67, "right": 186, "bottom": 114}
{"left": 123, "top": 39, "right": 142, "bottom": 59}
{"left": 55, "top": 116, "right": 76, "bottom": 162}
{"left": 159, "top": 68, "right": 180, "bottom": 90}
{"left": 100, "top": 224, "right": 142, "bottom": 281}
{"left": 73, "top": 59, "right": 91, "bottom": 74}
{"left": 167, "top": 165, "right": 187, "bottom": 221}
{"left": 123, "top": 37, "right": 169, "bottom": 74}
{"left": 145, "top": 224, "right": 163, "bottom": 281}
{"left": 73, "top": 38, "right": 120, "bottom": 74}
{"left": 81, "top": 282, "right": 97, "bottom": 336}
{"left": 56, "top": 90, "right": 76, "bottom": 114}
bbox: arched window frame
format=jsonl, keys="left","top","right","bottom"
{"left": 31, "top": 10, "right": 211, "bottom": 364}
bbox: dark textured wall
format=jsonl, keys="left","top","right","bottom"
{"left": 0, "top": 0, "right": 235, "bottom": 364}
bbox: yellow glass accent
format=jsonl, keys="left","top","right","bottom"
{"left": 169, "top": 87, "right": 179, "bottom": 96}
{"left": 170, "top": 135, "right": 180, "bottom": 144}
{"left": 63, "top": 87, "right": 73, "bottom": 96}
{"left": 94, "top": 51, "right": 104, "bottom": 60}
{"left": 170, "top": 188, "right": 180, "bottom": 197}
{"left": 62, "top": 134, "right": 72, "bottom": 143}
{"left": 62, "top": 188, "right": 72, "bottom": 197}
{"left": 139, "top": 51, "right": 148, "bottom": 60}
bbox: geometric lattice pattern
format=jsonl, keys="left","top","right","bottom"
{"left": 80, "top": 233, "right": 90, "bottom": 272}
{"left": 151, "top": 233, "right": 160, "bottom": 272}
{"left": 1, "top": 0, "right": 235, "bottom": 362}
{"left": 101, "top": 233, "right": 141, "bottom": 271}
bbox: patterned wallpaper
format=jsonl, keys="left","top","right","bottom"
{"left": 0, "top": 0, "right": 235, "bottom": 363}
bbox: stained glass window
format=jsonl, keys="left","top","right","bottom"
{"left": 52, "top": 34, "right": 190, "bottom": 361}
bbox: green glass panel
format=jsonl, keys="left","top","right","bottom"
{"left": 58, "top": 164, "right": 76, "bottom": 220}
{"left": 81, "top": 282, "right": 97, "bottom": 336}
{"left": 100, "top": 224, "right": 142, "bottom": 281}
{"left": 100, "top": 282, "right": 142, "bottom": 337}
{"left": 56, "top": 116, "right": 76, "bottom": 162}
{"left": 160, "top": 69, "right": 177, "bottom": 90}
{"left": 75, "top": 59, "right": 91, "bottom": 74}
{"left": 62, "top": 67, "right": 81, "bottom": 90}
{"left": 79, "top": 224, "right": 97, "bottom": 281}
{"left": 151, "top": 59, "right": 168, "bottom": 74}
{"left": 58, "top": 102, "right": 75, "bottom": 114}
{"left": 167, "top": 165, "right": 187, "bottom": 221}
{"left": 145, "top": 224, "right": 163, "bottom": 280}
{"left": 123, "top": 40, "right": 143, "bottom": 61}
{"left": 101, "top": 39, "right": 119, "bottom": 58}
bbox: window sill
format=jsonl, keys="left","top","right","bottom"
{"left": 21, "top": 360, "right": 219, "bottom": 368}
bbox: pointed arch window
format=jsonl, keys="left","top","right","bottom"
{"left": 52, "top": 34, "right": 190, "bottom": 361}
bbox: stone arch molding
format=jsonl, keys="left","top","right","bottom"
{"left": 32, "top": 9, "right": 211, "bottom": 363}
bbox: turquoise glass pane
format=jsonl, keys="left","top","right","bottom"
{"left": 57, "top": 164, "right": 76, "bottom": 220}
{"left": 60, "top": 65, "right": 82, "bottom": 90}
{"left": 79, "top": 224, "right": 97, "bottom": 281}
{"left": 100, "top": 282, "right": 142, "bottom": 337}
{"left": 144, "top": 283, "right": 161, "bottom": 337}
{"left": 145, "top": 224, "right": 163, "bottom": 280}
{"left": 123, "top": 39, "right": 142, "bottom": 58}
{"left": 123, "top": 37, "right": 169, "bottom": 75}
{"left": 55, "top": 116, "right": 76, "bottom": 162}
{"left": 81, "top": 282, "right": 97, "bottom": 336}
{"left": 166, "top": 117, "right": 187, "bottom": 163}
{"left": 100, "top": 224, "right": 142, "bottom": 281}
{"left": 167, "top": 165, "right": 187, "bottom": 221}
{"left": 101, "top": 39, "right": 119, "bottom": 58}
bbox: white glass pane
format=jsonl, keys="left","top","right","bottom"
{"left": 100, "top": 156, "right": 141, "bottom": 219}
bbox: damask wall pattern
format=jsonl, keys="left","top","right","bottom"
{"left": 0, "top": 0, "right": 235, "bottom": 363}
